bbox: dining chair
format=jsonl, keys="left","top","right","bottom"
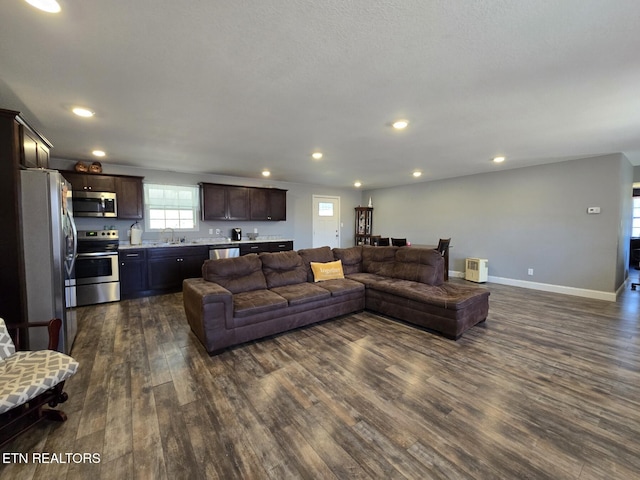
{"left": 377, "top": 237, "right": 390, "bottom": 246}
{"left": 391, "top": 238, "right": 407, "bottom": 246}
{"left": 436, "top": 238, "right": 451, "bottom": 256}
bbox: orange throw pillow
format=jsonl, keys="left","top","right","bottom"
{"left": 310, "top": 260, "right": 344, "bottom": 282}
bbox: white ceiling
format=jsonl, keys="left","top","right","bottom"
{"left": 2, "top": 0, "right": 640, "bottom": 189}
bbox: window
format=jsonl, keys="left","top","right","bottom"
{"left": 633, "top": 196, "right": 640, "bottom": 238}
{"left": 144, "top": 184, "right": 199, "bottom": 231}
{"left": 318, "top": 202, "right": 334, "bottom": 217}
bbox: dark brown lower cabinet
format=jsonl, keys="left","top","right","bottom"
{"left": 147, "top": 246, "right": 209, "bottom": 291}
{"left": 118, "top": 242, "right": 292, "bottom": 299}
{"left": 119, "top": 249, "right": 147, "bottom": 299}
{"left": 239, "top": 240, "right": 293, "bottom": 255}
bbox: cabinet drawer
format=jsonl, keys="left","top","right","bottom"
{"left": 270, "top": 241, "right": 293, "bottom": 252}
{"left": 147, "top": 246, "right": 208, "bottom": 259}
{"left": 240, "top": 243, "right": 271, "bottom": 255}
{"left": 119, "top": 249, "right": 146, "bottom": 260}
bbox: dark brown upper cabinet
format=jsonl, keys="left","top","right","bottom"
{"left": 201, "top": 183, "right": 286, "bottom": 222}
{"left": 249, "top": 187, "right": 287, "bottom": 221}
{"left": 61, "top": 171, "right": 144, "bottom": 220}
{"left": 200, "top": 183, "right": 250, "bottom": 221}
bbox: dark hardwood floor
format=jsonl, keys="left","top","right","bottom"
{"left": 2, "top": 279, "right": 640, "bottom": 479}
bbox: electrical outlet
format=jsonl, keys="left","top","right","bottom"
{"left": 527, "top": 268, "right": 534, "bottom": 276}
{"left": 216, "top": 229, "right": 221, "bottom": 235}
{"left": 208, "top": 228, "right": 213, "bottom": 235}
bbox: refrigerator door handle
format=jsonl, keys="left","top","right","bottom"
{"left": 65, "top": 209, "right": 78, "bottom": 278}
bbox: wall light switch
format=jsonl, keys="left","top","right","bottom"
{"left": 587, "top": 207, "right": 601, "bottom": 214}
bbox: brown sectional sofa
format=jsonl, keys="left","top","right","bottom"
{"left": 183, "top": 245, "right": 489, "bottom": 355}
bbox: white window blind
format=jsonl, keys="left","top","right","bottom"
{"left": 633, "top": 196, "right": 640, "bottom": 238}
{"left": 144, "top": 184, "right": 199, "bottom": 231}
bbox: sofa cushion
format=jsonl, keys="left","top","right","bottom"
{"left": 368, "top": 278, "right": 489, "bottom": 310}
{"left": 202, "top": 254, "right": 267, "bottom": 294}
{"left": 233, "top": 289, "right": 288, "bottom": 318}
{"left": 332, "top": 246, "right": 363, "bottom": 274}
{"left": 392, "top": 247, "right": 444, "bottom": 286}
{"left": 361, "top": 246, "right": 397, "bottom": 276}
{"left": 260, "top": 250, "right": 308, "bottom": 288}
{"left": 315, "top": 278, "right": 365, "bottom": 297}
{"left": 345, "top": 272, "right": 389, "bottom": 288}
{"left": 270, "top": 283, "right": 331, "bottom": 306}
{"left": 298, "top": 246, "right": 335, "bottom": 282}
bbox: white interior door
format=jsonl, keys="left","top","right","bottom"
{"left": 312, "top": 195, "right": 341, "bottom": 248}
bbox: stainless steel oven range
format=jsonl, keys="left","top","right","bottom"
{"left": 75, "top": 229, "right": 120, "bottom": 306}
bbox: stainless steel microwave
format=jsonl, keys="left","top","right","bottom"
{"left": 72, "top": 191, "right": 117, "bottom": 217}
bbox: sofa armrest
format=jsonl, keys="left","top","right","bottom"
{"left": 183, "top": 278, "right": 235, "bottom": 353}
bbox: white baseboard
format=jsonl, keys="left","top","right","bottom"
{"left": 449, "top": 271, "right": 617, "bottom": 302}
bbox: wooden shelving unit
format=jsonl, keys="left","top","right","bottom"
{"left": 355, "top": 207, "right": 373, "bottom": 245}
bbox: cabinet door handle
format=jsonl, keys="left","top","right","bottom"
{"left": 126, "top": 253, "right": 139, "bottom": 258}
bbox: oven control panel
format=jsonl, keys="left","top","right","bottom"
{"left": 78, "top": 229, "right": 119, "bottom": 240}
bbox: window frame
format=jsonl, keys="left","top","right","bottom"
{"left": 143, "top": 183, "right": 200, "bottom": 232}
{"left": 632, "top": 196, "right": 640, "bottom": 238}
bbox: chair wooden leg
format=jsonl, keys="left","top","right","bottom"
{"left": 41, "top": 408, "right": 68, "bottom": 422}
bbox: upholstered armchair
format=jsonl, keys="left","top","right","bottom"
{"left": 0, "top": 318, "right": 79, "bottom": 447}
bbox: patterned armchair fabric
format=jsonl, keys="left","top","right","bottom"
{"left": 0, "top": 318, "right": 79, "bottom": 414}
{"left": 0, "top": 319, "right": 16, "bottom": 360}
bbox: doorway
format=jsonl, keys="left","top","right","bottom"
{"left": 312, "top": 195, "right": 341, "bottom": 248}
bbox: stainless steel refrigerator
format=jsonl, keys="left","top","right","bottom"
{"left": 20, "top": 168, "right": 78, "bottom": 354}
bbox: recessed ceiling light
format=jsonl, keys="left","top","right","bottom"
{"left": 354, "top": 181, "right": 362, "bottom": 188}
{"left": 392, "top": 120, "right": 409, "bottom": 130}
{"left": 72, "top": 107, "right": 95, "bottom": 118}
{"left": 262, "top": 170, "right": 271, "bottom": 177}
{"left": 24, "top": 0, "right": 61, "bottom": 13}
{"left": 412, "top": 171, "right": 422, "bottom": 178}
{"left": 492, "top": 156, "right": 506, "bottom": 163}
{"left": 92, "top": 150, "right": 105, "bottom": 157}
{"left": 311, "top": 152, "right": 323, "bottom": 160}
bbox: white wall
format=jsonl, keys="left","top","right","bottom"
{"left": 363, "top": 153, "right": 634, "bottom": 299}
{"left": 51, "top": 158, "right": 362, "bottom": 249}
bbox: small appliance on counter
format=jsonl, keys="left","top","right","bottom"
{"left": 130, "top": 221, "right": 142, "bottom": 245}
{"left": 231, "top": 228, "right": 242, "bottom": 241}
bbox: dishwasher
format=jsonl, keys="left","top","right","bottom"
{"left": 209, "top": 245, "right": 240, "bottom": 260}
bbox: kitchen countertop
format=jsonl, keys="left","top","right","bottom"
{"left": 119, "top": 238, "right": 294, "bottom": 250}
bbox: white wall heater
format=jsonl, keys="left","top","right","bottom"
{"left": 465, "top": 258, "right": 488, "bottom": 283}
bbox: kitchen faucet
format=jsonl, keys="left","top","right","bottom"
{"left": 160, "top": 228, "right": 175, "bottom": 244}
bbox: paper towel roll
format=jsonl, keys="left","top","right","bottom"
{"left": 130, "top": 228, "right": 142, "bottom": 245}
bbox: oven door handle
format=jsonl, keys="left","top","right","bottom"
{"left": 76, "top": 252, "right": 119, "bottom": 258}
